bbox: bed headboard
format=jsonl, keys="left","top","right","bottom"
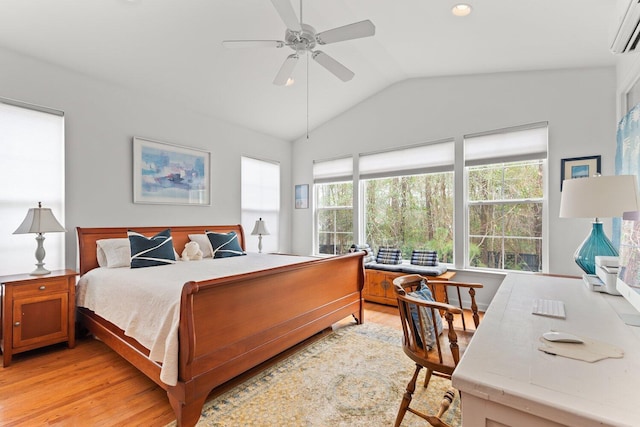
{"left": 76, "top": 225, "right": 246, "bottom": 275}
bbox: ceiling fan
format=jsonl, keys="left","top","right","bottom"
{"left": 222, "top": 0, "right": 375, "bottom": 85}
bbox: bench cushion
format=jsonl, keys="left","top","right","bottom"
{"left": 365, "top": 261, "right": 448, "bottom": 276}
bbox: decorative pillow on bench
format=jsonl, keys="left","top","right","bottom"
{"left": 376, "top": 247, "right": 402, "bottom": 265}
{"left": 411, "top": 249, "right": 439, "bottom": 266}
{"left": 349, "top": 244, "right": 376, "bottom": 264}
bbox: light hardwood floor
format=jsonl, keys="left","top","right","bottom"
{"left": 0, "top": 302, "right": 400, "bottom": 427}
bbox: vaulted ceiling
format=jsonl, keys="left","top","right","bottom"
{"left": 0, "top": 0, "right": 617, "bottom": 141}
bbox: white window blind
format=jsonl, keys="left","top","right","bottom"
{"left": 313, "top": 156, "right": 353, "bottom": 183}
{"left": 359, "top": 139, "right": 455, "bottom": 179}
{"left": 0, "top": 99, "right": 65, "bottom": 275}
{"left": 464, "top": 122, "right": 548, "bottom": 166}
{"left": 241, "top": 156, "right": 280, "bottom": 253}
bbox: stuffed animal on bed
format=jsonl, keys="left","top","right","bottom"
{"left": 181, "top": 241, "right": 203, "bottom": 261}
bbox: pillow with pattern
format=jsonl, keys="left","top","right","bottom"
{"left": 376, "top": 247, "right": 402, "bottom": 265}
{"left": 408, "top": 282, "right": 444, "bottom": 350}
{"left": 128, "top": 228, "right": 177, "bottom": 268}
{"left": 411, "top": 250, "right": 439, "bottom": 266}
{"left": 206, "top": 230, "right": 246, "bottom": 258}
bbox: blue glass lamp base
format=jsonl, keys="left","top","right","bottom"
{"left": 574, "top": 222, "right": 618, "bottom": 275}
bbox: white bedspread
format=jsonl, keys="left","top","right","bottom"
{"left": 76, "top": 253, "right": 317, "bottom": 386}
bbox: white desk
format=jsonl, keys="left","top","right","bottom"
{"left": 452, "top": 273, "right": 640, "bottom": 427}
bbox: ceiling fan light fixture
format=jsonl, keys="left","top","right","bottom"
{"left": 222, "top": 0, "right": 374, "bottom": 83}
{"left": 452, "top": 4, "right": 472, "bottom": 17}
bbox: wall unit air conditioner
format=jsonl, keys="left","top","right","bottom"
{"left": 612, "top": 0, "right": 640, "bottom": 53}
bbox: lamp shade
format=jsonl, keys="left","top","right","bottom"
{"left": 559, "top": 175, "right": 639, "bottom": 219}
{"left": 251, "top": 218, "right": 270, "bottom": 236}
{"left": 13, "top": 204, "right": 66, "bottom": 234}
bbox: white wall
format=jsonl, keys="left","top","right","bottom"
{"left": 0, "top": 47, "right": 293, "bottom": 270}
{"left": 292, "top": 67, "right": 617, "bottom": 307}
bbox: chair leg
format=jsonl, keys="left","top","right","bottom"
{"left": 394, "top": 363, "right": 422, "bottom": 427}
{"left": 435, "top": 388, "right": 456, "bottom": 419}
{"left": 423, "top": 367, "right": 433, "bottom": 388}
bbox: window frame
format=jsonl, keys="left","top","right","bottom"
{"left": 240, "top": 156, "right": 280, "bottom": 254}
{"left": 0, "top": 98, "right": 65, "bottom": 275}
{"left": 358, "top": 139, "right": 456, "bottom": 263}
{"left": 314, "top": 180, "right": 354, "bottom": 256}
{"left": 463, "top": 123, "right": 548, "bottom": 273}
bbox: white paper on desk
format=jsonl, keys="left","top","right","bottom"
{"left": 538, "top": 335, "right": 624, "bottom": 362}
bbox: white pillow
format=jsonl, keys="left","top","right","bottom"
{"left": 188, "top": 234, "right": 213, "bottom": 258}
{"left": 96, "top": 238, "right": 130, "bottom": 268}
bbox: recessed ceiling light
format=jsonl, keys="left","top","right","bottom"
{"left": 452, "top": 4, "right": 472, "bottom": 17}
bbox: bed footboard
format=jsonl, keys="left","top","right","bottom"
{"left": 172, "top": 252, "right": 365, "bottom": 426}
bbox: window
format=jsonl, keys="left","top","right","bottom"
{"left": 465, "top": 123, "right": 547, "bottom": 272}
{"left": 314, "top": 157, "right": 353, "bottom": 255}
{"left": 360, "top": 141, "right": 454, "bottom": 262}
{"left": 241, "top": 156, "right": 280, "bottom": 253}
{"left": 0, "top": 99, "right": 65, "bottom": 275}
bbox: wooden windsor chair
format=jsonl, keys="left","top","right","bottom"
{"left": 392, "top": 274, "right": 483, "bottom": 427}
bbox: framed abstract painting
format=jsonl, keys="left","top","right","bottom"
{"left": 133, "top": 137, "right": 211, "bottom": 205}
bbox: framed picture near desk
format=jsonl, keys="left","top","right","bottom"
{"left": 560, "top": 155, "right": 601, "bottom": 190}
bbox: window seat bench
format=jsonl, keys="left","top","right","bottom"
{"left": 363, "top": 263, "right": 455, "bottom": 306}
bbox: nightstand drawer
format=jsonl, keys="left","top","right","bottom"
{"left": 10, "top": 277, "right": 69, "bottom": 297}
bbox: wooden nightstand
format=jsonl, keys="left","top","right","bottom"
{"left": 0, "top": 269, "right": 78, "bottom": 367}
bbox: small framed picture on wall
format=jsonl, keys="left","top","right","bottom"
{"left": 295, "top": 184, "right": 309, "bottom": 209}
{"left": 560, "top": 155, "right": 601, "bottom": 190}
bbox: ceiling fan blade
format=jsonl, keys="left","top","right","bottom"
{"left": 316, "top": 20, "right": 375, "bottom": 45}
{"left": 273, "top": 54, "right": 299, "bottom": 86}
{"left": 312, "top": 51, "right": 354, "bottom": 82}
{"left": 222, "top": 40, "right": 285, "bottom": 49}
{"left": 270, "top": 0, "right": 301, "bottom": 31}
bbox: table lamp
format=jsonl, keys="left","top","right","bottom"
{"left": 251, "top": 218, "right": 270, "bottom": 253}
{"left": 559, "top": 175, "right": 639, "bottom": 275}
{"left": 13, "top": 202, "right": 66, "bottom": 275}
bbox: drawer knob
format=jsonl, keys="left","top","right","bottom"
{"left": 14, "top": 321, "right": 20, "bottom": 327}
{"left": 381, "top": 280, "right": 390, "bottom": 290}
{"left": 39, "top": 285, "right": 46, "bottom": 290}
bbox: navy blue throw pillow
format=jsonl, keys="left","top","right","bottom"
{"left": 206, "top": 231, "right": 246, "bottom": 258}
{"left": 411, "top": 250, "right": 439, "bottom": 266}
{"left": 376, "top": 247, "right": 402, "bottom": 265}
{"left": 128, "top": 228, "right": 176, "bottom": 268}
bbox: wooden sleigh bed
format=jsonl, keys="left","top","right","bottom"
{"left": 76, "top": 225, "right": 365, "bottom": 426}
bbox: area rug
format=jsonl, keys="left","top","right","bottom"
{"left": 169, "top": 323, "right": 460, "bottom": 426}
